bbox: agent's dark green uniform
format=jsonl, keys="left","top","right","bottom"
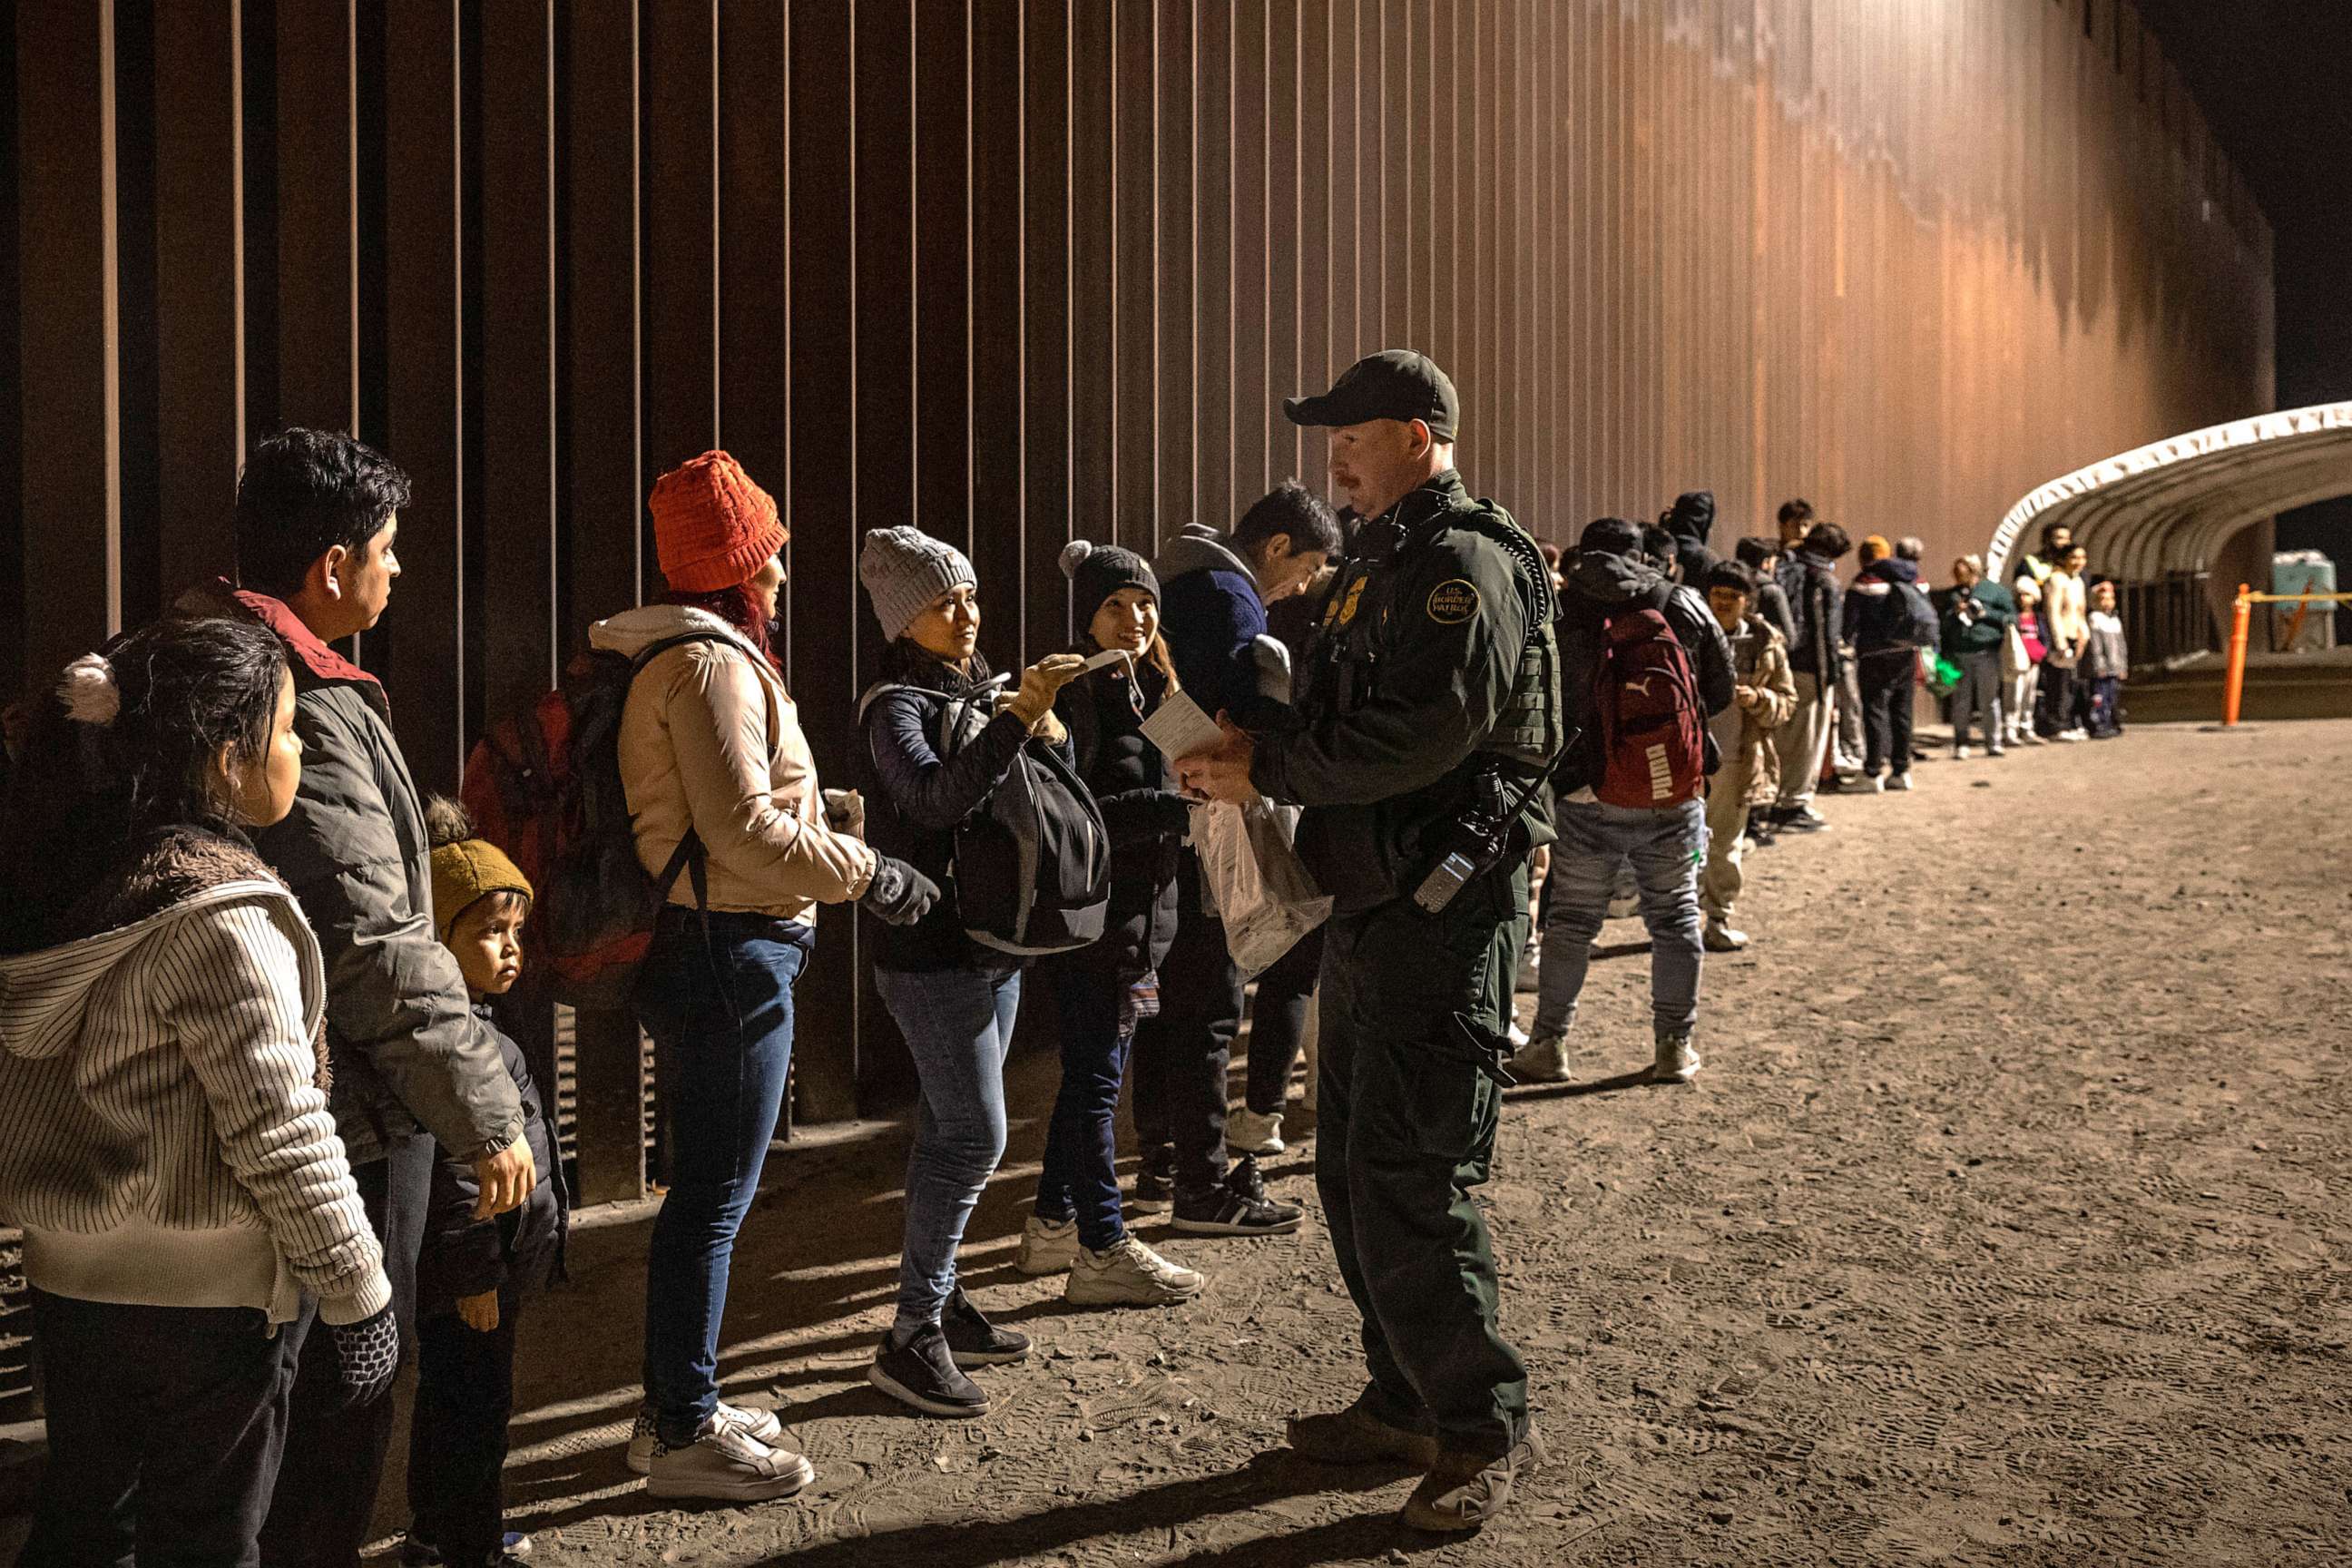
{"left": 1250, "top": 466, "right": 1562, "bottom": 1459}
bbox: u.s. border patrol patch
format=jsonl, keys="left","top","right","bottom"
{"left": 1426, "top": 578, "right": 1480, "bottom": 624}
{"left": 1336, "top": 576, "right": 1368, "bottom": 626}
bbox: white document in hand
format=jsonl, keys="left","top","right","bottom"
{"left": 1141, "top": 688, "right": 1226, "bottom": 760}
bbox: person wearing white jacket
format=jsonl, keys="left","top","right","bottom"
{"left": 0, "top": 615, "right": 389, "bottom": 1566}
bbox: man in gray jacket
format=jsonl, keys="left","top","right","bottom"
{"left": 185, "top": 428, "right": 531, "bottom": 1568}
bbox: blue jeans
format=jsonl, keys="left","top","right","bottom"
{"left": 632, "top": 908, "right": 809, "bottom": 1446}
{"left": 1035, "top": 965, "right": 1133, "bottom": 1252}
{"left": 875, "top": 964, "right": 1023, "bottom": 1333}
{"left": 1533, "top": 799, "right": 1708, "bottom": 1041}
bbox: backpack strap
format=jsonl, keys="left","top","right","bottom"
{"left": 938, "top": 675, "right": 1014, "bottom": 761}
{"left": 627, "top": 633, "right": 735, "bottom": 1029}
{"left": 629, "top": 631, "right": 733, "bottom": 680}
{"left": 1455, "top": 505, "right": 1559, "bottom": 630}
{"left": 624, "top": 632, "right": 727, "bottom": 913}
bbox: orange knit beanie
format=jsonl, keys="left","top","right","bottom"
{"left": 650, "top": 450, "right": 787, "bottom": 593}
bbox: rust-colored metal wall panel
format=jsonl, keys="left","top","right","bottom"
{"left": 15, "top": 0, "right": 120, "bottom": 684}
{"left": 152, "top": 0, "right": 244, "bottom": 597}
{"left": 3, "top": 0, "right": 2279, "bottom": 1143}
{"left": 273, "top": 0, "right": 357, "bottom": 436}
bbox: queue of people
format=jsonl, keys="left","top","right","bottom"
{"left": 0, "top": 356, "right": 2139, "bottom": 1561}
{"left": 1505, "top": 498, "right": 2134, "bottom": 1096}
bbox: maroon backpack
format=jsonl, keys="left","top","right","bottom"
{"left": 459, "top": 632, "right": 722, "bottom": 1008}
{"left": 1591, "top": 605, "right": 1706, "bottom": 808}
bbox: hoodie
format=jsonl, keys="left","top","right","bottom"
{"left": 0, "top": 824, "right": 388, "bottom": 1323}
{"left": 1840, "top": 556, "right": 1938, "bottom": 660}
{"left": 1154, "top": 523, "right": 1268, "bottom": 719}
{"left": 1660, "top": 490, "right": 1719, "bottom": 584}
{"left": 1554, "top": 549, "right": 1738, "bottom": 793}
{"left": 592, "top": 604, "right": 877, "bottom": 922}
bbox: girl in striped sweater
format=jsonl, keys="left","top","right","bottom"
{"left": 0, "top": 615, "right": 391, "bottom": 1566}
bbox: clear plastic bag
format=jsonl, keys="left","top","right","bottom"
{"left": 1191, "top": 798, "right": 1333, "bottom": 979}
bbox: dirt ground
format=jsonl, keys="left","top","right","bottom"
{"left": 11, "top": 719, "right": 2348, "bottom": 1566}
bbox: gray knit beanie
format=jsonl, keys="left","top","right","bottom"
{"left": 859, "top": 526, "right": 977, "bottom": 642}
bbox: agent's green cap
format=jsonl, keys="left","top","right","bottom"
{"left": 1282, "top": 349, "right": 1458, "bottom": 441}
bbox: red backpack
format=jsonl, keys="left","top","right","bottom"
{"left": 460, "top": 633, "right": 722, "bottom": 1008}
{"left": 1591, "top": 606, "right": 1707, "bottom": 808}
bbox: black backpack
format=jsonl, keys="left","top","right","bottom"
{"left": 860, "top": 677, "right": 1111, "bottom": 957}
{"left": 1894, "top": 579, "right": 1941, "bottom": 649}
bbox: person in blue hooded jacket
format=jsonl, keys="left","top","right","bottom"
{"left": 1127, "top": 483, "right": 1341, "bottom": 1236}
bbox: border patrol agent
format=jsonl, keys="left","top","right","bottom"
{"left": 1181, "top": 350, "right": 1560, "bottom": 1533}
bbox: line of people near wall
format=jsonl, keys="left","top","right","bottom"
{"left": 1500, "top": 499, "right": 2131, "bottom": 1089}
{"left": 0, "top": 429, "right": 1356, "bottom": 1563}
{"left": 0, "top": 424, "right": 2136, "bottom": 1564}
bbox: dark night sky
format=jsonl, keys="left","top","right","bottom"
{"left": 2136, "top": 0, "right": 2352, "bottom": 564}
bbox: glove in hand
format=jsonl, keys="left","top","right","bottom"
{"left": 861, "top": 856, "right": 942, "bottom": 927}
{"left": 328, "top": 1303, "right": 400, "bottom": 1410}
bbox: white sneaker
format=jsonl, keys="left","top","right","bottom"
{"left": 1886, "top": 772, "right": 1914, "bottom": 791}
{"left": 1868, "top": 772, "right": 1887, "bottom": 793}
{"left": 1506, "top": 1032, "right": 1571, "bottom": 1083}
{"left": 643, "top": 1413, "right": 813, "bottom": 1502}
{"left": 1507, "top": 1020, "right": 1532, "bottom": 1049}
{"left": 627, "top": 1399, "right": 784, "bottom": 1475}
{"left": 1652, "top": 1034, "right": 1702, "bottom": 1083}
{"left": 1701, "top": 921, "right": 1748, "bottom": 953}
{"left": 1015, "top": 1213, "right": 1080, "bottom": 1276}
{"left": 1064, "top": 1236, "right": 1206, "bottom": 1307}
{"left": 1229, "top": 1107, "right": 1285, "bottom": 1157}
{"left": 1953, "top": 745, "right": 1973, "bottom": 760}
{"left": 2059, "top": 729, "right": 2088, "bottom": 742}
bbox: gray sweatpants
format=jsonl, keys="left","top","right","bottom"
{"left": 1774, "top": 671, "right": 1835, "bottom": 810}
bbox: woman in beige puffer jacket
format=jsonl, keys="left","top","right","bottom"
{"left": 593, "top": 451, "right": 936, "bottom": 1505}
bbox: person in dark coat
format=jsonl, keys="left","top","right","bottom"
{"left": 1840, "top": 537, "right": 1940, "bottom": 789}
{"left": 858, "top": 526, "right": 1074, "bottom": 1416}
{"left": 405, "top": 799, "right": 565, "bottom": 1568}
{"left": 1658, "top": 489, "right": 1720, "bottom": 585}
{"left": 1018, "top": 541, "right": 1208, "bottom": 1306}
{"left": 1519, "top": 518, "right": 1737, "bottom": 1087}
{"left": 1734, "top": 535, "right": 1798, "bottom": 649}
{"left": 1154, "top": 481, "right": 1342, "bottom": 719}
{"left": 1767, "top": 521, "right": 1851, "bottom": 829}
{"left": 183, "top": 428, "right": 533, "bottom": 1566}
{"left": 1230, "top": 563, "right": 1346, "bottom": 1155}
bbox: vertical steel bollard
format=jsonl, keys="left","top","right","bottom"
{"left": 2223, "top": 585, "right": 2252, "bottom": 727}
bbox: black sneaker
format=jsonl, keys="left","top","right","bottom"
{"left": 1778, "top": 807, "right": 1831, "bottom": 832}
{"left": 403, "top": 1532, "right": 533, "bottom": 1567}
{"left": 943, "top": 1288, "right": 1029, "bottom": 1367}
{"left": 868, "top": 1324, "right": 991, "bottom": 1417}
{"left": 1222, "top": 1154, "right": 1300, "bottom": 1217}
{"left": 1171, "top": 1165, "right": 1305, "bottom": 1238}
{"left": 1131, "top": 1147, "right": 1176, "bottom": 1211}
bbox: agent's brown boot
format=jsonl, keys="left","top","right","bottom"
{"left": 1401, "top": 1426, "right": 1547, "bottom": 1534}
{"left": 1286, "top": 1397, "right": 1441, "bottom": 1469}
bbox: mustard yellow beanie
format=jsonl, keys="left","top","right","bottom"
{"left": 424, "top": 797, "right": 534, "bottom": 943}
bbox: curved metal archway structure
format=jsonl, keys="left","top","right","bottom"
{"left": 1987, "top": 403, "right": 2352, "bottom": 584}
